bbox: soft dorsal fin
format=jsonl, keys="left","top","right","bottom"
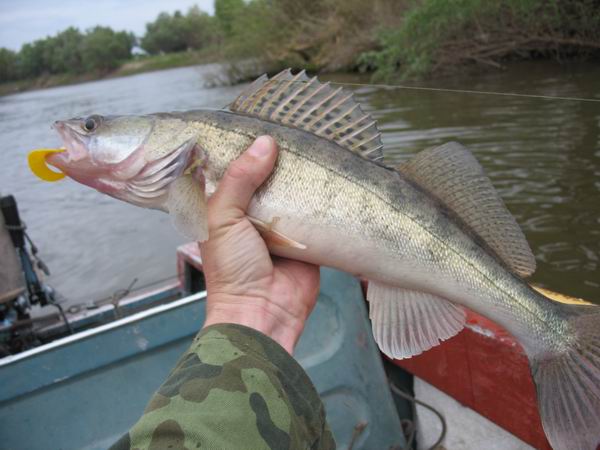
{"left": 229, "top": 69, "right": 384, "bottom": 162}
{"left": 400, "top": 142, "right": 536, "bottom": 277}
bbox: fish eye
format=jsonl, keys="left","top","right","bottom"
{"left": 83, "top": 116, "right": 98, "bottom": 132}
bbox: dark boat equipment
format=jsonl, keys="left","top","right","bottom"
{"left": 0, "top": 195, "right": 72, "bottom": 355}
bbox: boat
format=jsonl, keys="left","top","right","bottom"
{"left": 0, "top": 193, "right": 580, "bottom": 449}
{"left": 0, "top": 195, "right": 406, "bottom": 450}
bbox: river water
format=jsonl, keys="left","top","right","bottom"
{"left": 0, "top": 62, "right": 598, "bottom": 308}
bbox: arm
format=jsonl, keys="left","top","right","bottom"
{"left": 110, "top": 137, "right": 335, "bottom": 450}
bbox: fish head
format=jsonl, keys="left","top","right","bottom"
{"left": 49, "top": 114, "right": 200, "bottom": 209}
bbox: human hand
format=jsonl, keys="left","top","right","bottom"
{"left": 199, "top": 136, "right": 320, "bottom": 353}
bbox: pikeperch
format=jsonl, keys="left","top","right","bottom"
{"left": 38, "top": 70, "right": 600, "bottom": 450}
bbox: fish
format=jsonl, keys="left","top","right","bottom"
{"left": 38, "top": 69, "right": 600, "bottom": 450}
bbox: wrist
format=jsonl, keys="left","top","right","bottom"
{"left": 202, "top": 294, "right": 305, "bottom": 354}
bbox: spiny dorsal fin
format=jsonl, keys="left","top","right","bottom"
{"left": 400, "top": 142, "right": 536, "bottom": 277}
{"left": 229, "top": 69, "right": 384, "bottom": 162}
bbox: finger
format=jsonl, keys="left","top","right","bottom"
{"left": 208, "top": 135, "right": 278, "bottom": 229}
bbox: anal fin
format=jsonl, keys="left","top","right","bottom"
{"left": 367, "top": 282, "right": 466, "bottom": 359}
{"left": 248, "top": 216, "right": 307, "bottom": 250}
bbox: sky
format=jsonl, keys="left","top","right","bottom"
{"left": 0, "top": 0, "right": 215, "bottom": 50}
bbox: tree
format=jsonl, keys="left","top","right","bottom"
{"left": 183, "top": 6, "right": 222, "bottom": 49}
{"left": 81, "top": 27, "right": 135, "bottom": 72}
{"left": 214, "top": 0, "right": 246, "bottom": 37}
{"left": 141, "top": 7, "right": 221, "bottom": 54}
{"left": 46, "top": 27, "right": 85, "bottom": 74}
{"left": 0, "top": 48, "right": 19, "bottom": 82}
{"left": 18, "top": 40, "right": 48, "bottom": 78}
{"left": 0, "top": 25, "right": 136, "bottom": 82}
{"left": 141, "top": 11, "right": 188, "bottom": 54}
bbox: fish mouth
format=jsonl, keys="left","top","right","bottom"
{"left": 47, "top": 121, "right": 92, "bottom": 170}
{"left": 48, "top": 118, "right": 198, "bottom": 206}
{"left": 48, "top": 120, "right": 124, "bottom": 194}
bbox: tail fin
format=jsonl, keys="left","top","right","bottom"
{"left": 530, "top": 305, "right": 600, "bottom": 450}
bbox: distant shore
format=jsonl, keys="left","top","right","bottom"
{"left": 3, "top": 1, "right": 598, "bottom": 98}
{"left": 0, "top": 48, "right": 222, "bottom": 97}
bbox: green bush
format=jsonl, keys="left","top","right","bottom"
{"left": 362, "top": 0, "right": 600, "bottom": 80}
{"left": 223, "top": 0, "right": 404, "bottom": 75}
{"left": 5, "top": 0, "right": 599, "bottom": 87}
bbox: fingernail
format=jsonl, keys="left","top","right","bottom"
{"left": 248, "top": 136, "right": 273, "bottom": 158}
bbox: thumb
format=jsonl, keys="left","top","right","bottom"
{"left": 208, "top": 135, "right": 278, "bottom": 230}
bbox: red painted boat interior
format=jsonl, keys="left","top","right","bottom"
{"left": 393, "top": 309, "right": 552, "bottom": 449}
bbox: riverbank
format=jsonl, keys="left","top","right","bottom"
{"left": 0, "top": 47, "right": 222, "bottom": 97}
{"left": 2, "top": 0, "right": 598, "bottom": 97}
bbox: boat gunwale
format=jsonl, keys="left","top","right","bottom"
{"left": 0, "top": 290, "right": 206, "bottom": 367}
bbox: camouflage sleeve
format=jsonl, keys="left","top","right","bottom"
{"left": 110, "top": 323, "right": 335, "bottom": 450}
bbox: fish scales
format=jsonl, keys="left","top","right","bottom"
{"left": 186, "top": 110, "right": 565, "bottom": 353}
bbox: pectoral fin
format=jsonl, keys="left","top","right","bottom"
{"left": 167, "top": 175, "right": 208, "bottom": 242}
{"left": 248, "top": 216, "right": 307, "bottom": 249}
{"left": 367, "top": 281, "right": 466, "bottom": 359}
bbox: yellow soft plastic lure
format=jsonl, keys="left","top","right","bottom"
{"left": 28, "top": 149, "right": 66, "bottom": 182}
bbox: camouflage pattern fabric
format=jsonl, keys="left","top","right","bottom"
{"left": 110, "top": 323, "right": 335, "bottom": 450}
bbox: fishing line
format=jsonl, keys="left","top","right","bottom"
{"left": 326, "top": 81, "right": 600, "bottom": 103}
{"left": 389, "top": 380, "right": 447, "bottom": 450}
{"left": 260, "top": 78, "right": 600, "bottom": 103}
